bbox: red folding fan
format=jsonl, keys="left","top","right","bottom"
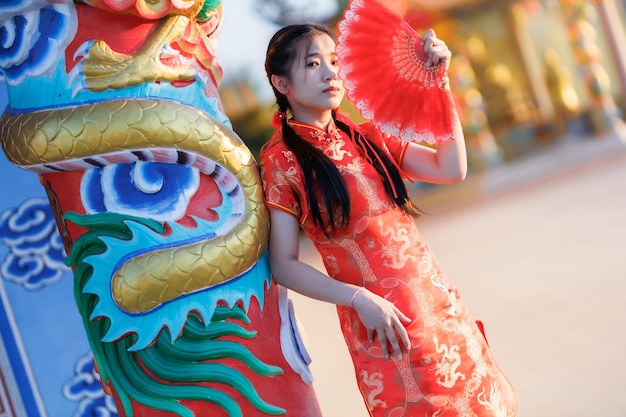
{"left": 336, "top": 0, "right": 458, "bottom": 144}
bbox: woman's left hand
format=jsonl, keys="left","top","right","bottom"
{"left": 351, "top": 288, "right": 412, "bottom": 359}
{"left": 421, "top": 29, "right": 451, "bottom": 70}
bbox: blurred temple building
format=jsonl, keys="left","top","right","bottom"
{"left": 221, "top": 0, "right": 626, "bottom": 173}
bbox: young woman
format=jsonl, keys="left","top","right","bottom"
{"left": 259, "top": 22, "right": 517, "bottom": 417}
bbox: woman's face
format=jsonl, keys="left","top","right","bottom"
{"left": 282, "top": 33, "right": 345, "bottom": 125}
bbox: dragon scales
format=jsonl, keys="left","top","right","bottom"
{"left": 0, "top": 1, "right": 322, "bottom": 416}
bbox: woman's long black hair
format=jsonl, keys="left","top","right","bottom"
{"left": 265, "top": 23, "right": 420, "bottom": 234}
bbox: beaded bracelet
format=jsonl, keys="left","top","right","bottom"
{"left": 349, "top": 287, "right": 365, "bottom": 308}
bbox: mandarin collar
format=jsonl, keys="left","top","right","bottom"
{"left": 288, "top": 118, "right": 343, "bottom": 143}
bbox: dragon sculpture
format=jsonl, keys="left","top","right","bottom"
{"left": 0, "top": 1, "right": 322, "bottom": 416}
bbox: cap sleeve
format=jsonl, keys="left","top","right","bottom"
{"left": 359, "top": 122, "right": 409, "bottom": 168}
{"left": 259, "top": 140, "right": 305, "bottom": 221}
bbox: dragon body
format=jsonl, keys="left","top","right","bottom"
{"left": 0, "top": 1, "right": 321, "bottom": 416}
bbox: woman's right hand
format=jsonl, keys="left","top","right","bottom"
{"left": 351, "top": 288, "right": 412, "bottom": 359}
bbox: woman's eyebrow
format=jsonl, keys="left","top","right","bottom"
{"left": 306, "top": 51, "right": 338, "bottom": 59}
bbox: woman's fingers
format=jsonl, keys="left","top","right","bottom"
{"left": 377, "top": 329, "right": 390, "bottom": 359}
{"left": 375, "top": 317, "right": 411, "bottom": 359}
{"left": 352, "top": 288, "right": 412, "bottom": 358}
{"left": 426, "top": 43, "right": 450, "bottom": 67}
{"left": 385, "top": 328, "right": 403, "bottom": 359}
{"left": 420, "top": 28, "right": 451, "bottom": 69}
{"left": 394, "top": 321, "right": 411, "bottom": 352}
{"left": 391, "top": 306, "right": 412, "bottom": 351}
{"left": 377, "top": 324, "right": 407, "bottom": 359}
{"left": 421, "top": 28, "right": 436, "bottom": 43}
{"left": 393, "top": 305, "right": 412, "bottom": 323}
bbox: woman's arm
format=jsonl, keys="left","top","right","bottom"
{"left": 400, "top": 29, "right": 468, "bottom": 184}
{"left": 268, "top": 209, "right": 412, "bottom": 359}
{"left": 268, "top": 209, "right": 356, "bottom": 305}
{"left": 400, "top": 122, "right": 467, "bottom": 184}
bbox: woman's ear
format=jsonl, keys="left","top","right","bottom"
{"left": 271, "top": 74, "right": 289, "bottom": 95}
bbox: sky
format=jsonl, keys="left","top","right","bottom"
{"left": 217, "top": 0, "right": 339, "bottom": 100}
{"left": 217, "top": 0, "right": 281, "bottom": 100}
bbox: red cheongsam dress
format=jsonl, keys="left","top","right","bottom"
{"left": 259, "top": 117, "right": 518, "bottom": 417}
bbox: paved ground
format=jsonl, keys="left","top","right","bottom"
{"left": 288, "top": 131, "right": 626, "bottom": 417}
